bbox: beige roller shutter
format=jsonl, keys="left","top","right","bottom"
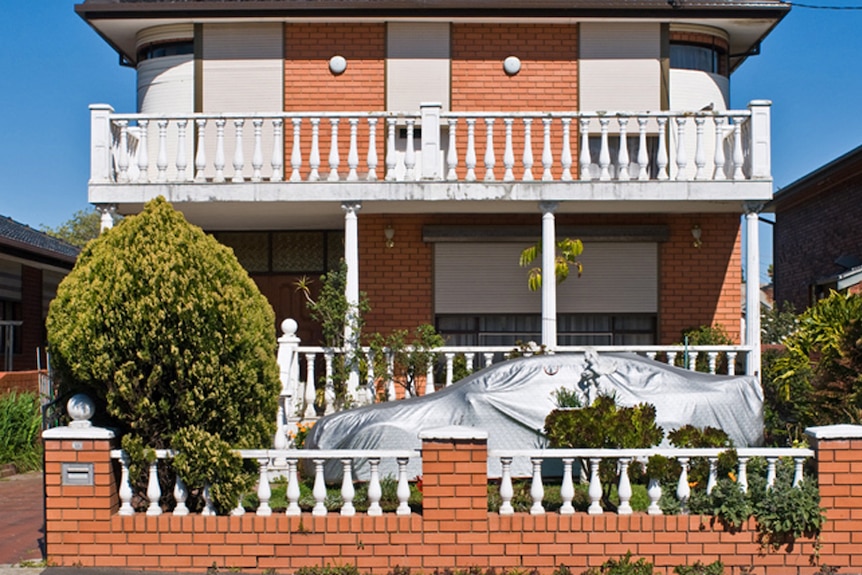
{"left": 434, "top": 242, "right": 657, "bottom": 315}
{"left": 0, "top": 260, "right": 21, "bottom": 302}
{"left": 387, "top": 23, "right": 450, "bottom": 113}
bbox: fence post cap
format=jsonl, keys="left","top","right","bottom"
{"left": 805, "top": 424, "right": 862, "bottom": 440}
{"left": 418, "top": 426, "right": 488, "bottom": 441}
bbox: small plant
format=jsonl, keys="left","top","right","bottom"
{"left": 673, "top": 560, "right": 724, "bottom": 575}
{"left": 0, "top": 391, "right": 42, "bottom": 472}
{"left": 753, "top": 476, "right": 825, "bottom": 547}
{"left": 290, "top": 421, "right": 315, "bottom": 449}
{"left": 368, "top": 324, "right": 445, "bottom": 399}
{"left": 581, "top": 552, "right": 655, "bottom": 575}
{"left": 551, "top": 386, "right": 582, "bottom": 408}
{"left": 698, "top": 475, "right": 752, "bottom": 531}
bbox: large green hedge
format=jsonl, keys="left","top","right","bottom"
{"left": 47, "top": 197, "right": 280, "bottom": 511}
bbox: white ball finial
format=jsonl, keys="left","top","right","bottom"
{"left": 67, "top": 394, "right": 95, "bottom": 428}
{"left": 281, "top": 318, "right": 298, "bottom": 336}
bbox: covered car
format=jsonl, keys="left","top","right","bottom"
{"left": 303, "top": 352, "right": 763, "bottom": 478}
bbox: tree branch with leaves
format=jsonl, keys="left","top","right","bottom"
{"left": 519, "top": 237, "right": 584, "bottom": 291}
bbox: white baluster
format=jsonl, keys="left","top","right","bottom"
{"left": 688, "top": 351, "right": 699, "bottom": 371}
{"left": 499, "top": 457, "right": 514, "bottom": 515}
{"left": 117, "top": 120, "right": 130, "bottom": 182}
{"left": 694, "top": 116, "right": 706, "bottom": 180}
{"left": 646, "top": 352, "right": 656, "bottom": 362}
{"left": 367, "top": 458, "right": 383, "bottom": 516}
{"left": 312, "top": 459, "right": 327, "bottom": 516}
{"left": 560, "top": 458, "right": 575, "bottom": 515}
{"left": 146, "top": 461, "right": 162, "bottom": 516}
{"left": 541, "top": 117, "right": 553, "bottom": 181}
{"left": 304, "top": 353, "right": 317, "bottom": 420}
{"left": 286, "top": 459, "right": 301, "bottom": 516}
{"left": 257, "top": 457, "right": 272, "bottom": 516}
{"left": 176, "top": 119, "right": 188, "bottom": 181}
{"left": 588, "top": 457, "right": 603, "bottom": 515}
{"left": 674, "top": 117, "right": 688, "bottom": 181}
{"left": 732, "top": 117, "right": 745, "bottom": 180}
{"left": 173, "top": 474, "right": 189, "bottom": 516}
{"left": 386, "top": 350, "right": 396, "bottom": 400}
{"left": 202, "top": 484, "right": 217, "bottom": 516}
{"left": 366, "top": 349, "right": 377, "bottom": 403}
{"left": 483, "top": 118, "right": 496, "bottom": 181}
{"left": 713, "top": 117, "right": 727, "bottom": 180}
{"left": 367, "top": 118, "right": 379, "bottom": 181}
{"left": 465, "top": 119, "right": 477, "bottom": 181}
{"left": 271, "top": 118, "right": 284, "bottom": 182}
{"left": 666, "top": 351, "right": 677, "bottom": 366}
{"left": 766, "top": 456, "right": 778, "bottom": 490}
{"left": 598, "top": 117, "right": 611, "bottom": 181}
{"left": 708, "top": 352, "right": 719, "bottom": 374}
{"left": 445, "top": 353, "right": 455, "bottom": 386}
{"left": 560, "top": 117, "right": 573, "bottom": 181}
{"left": 214, "top": 118, "right": 226, "bottom": 183}
{"left": 677, "top": 457, "right": 691, "bottom": 513}
{"left": 385, "top": 117, "right": 397, "bottom": 181}
{"left": 707, "top": 456, "right": 719, "bottom": 495}
{"left": 136, "top": 119, "right": 149, "bottom": 182}
{"left": 425, "top": 360, "right": 435, "bottom": 395}
{"left": 529, "top": 457, "right": 544, "bottom": 515}
{"left": 522, "top": 118, "right": 534, "bottom": 181}
{"left": 617, "top": 457, "right": 633, "bottom": 515}
{"left": 157, "top": 119, "right": 169, "bottom": 182}
{"left": 308, "top": 117, "right": 321, "bottom": 181}
{"left": 647, "top": 477, "right": 662, "bottom": 516}
{"left": 464, "top": 353, "right": 475, "bottom": 374}
{"left": 656, "top": 117, "right": 668, "bottom": 181}
{"left": 396, "top": 457, "right": 411, "bottom": 515}
{"left": 637, "top": 117, "right": 649, "bottom": 180}
{"left": 327, "top": 118, "right": 340, "bottom": 181}
{"left": 617, "top": 117, "right": 630, "bottom": 181}
{"left": 483, "top": 353, "right": 494, "bottom": 369}
{"left": 194, "top": 118, "right": 207, "bottom": 182}
{"left": 793, "top": 456, "right": 806, "bottom": 487}
{"left": 231, "top": 119, "right": 245, "bottom": 183}
{"left": 738, "top": 456, "right": 749, "bottom": 493}
{"left": 324, "top": 350, "right": 335, "bottom": 414}
{"left": 579, "top": 118, "right": 592, "bottom": 181}
{"left": 118, "top": 453, "right": 134, "bottom": 516}
{"left": 290, "top": 118, "right": 303, "bottom": 182}
{"left": 251, "top": 118, "right": 264, "bottom": 182}
{"left": 404, "top": 119, "right": 416, "bottom": 181}
{"left": 231, "top": 501, "right": 245, "bottom": 517}
{"left": 727, "top": 351, "right": 737, "bottom": 376}
{"left": 340, "top": 459, "right": 355, "bottom": 516}
{"left": 446, "top": 118, "right": 458, "bottom": 181}
{"left": 347, "top": 118, "right": 359, "bottom": 181}
{"left": 503, "top": 118, "right": 515, "bottom": 181}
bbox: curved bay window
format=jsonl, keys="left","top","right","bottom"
{"left": 670, "top": 41, "right": 728, "bottom": 76}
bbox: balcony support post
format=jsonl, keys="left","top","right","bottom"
{"left": 744, "top": 204, "right": 763, "bottom": 378}
{"left": 342, "top": 202, "right": 363, "bottom": 402}
{"left": 420, "top": 103, "right": 442, "bottom": 180}
{"left": 748, "top": 100, "right": 772, "bottom": 179}
{"left": 540, "top": 202, "right": 558, "bottom": 350}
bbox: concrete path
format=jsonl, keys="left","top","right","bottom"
{"left": 0, "top": 471, "right": 45, "bottom": 573}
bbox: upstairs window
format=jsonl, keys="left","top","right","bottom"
{"left": 138, "top": 40, "right": 194, "bottom": 62}
{"left": 670, "top": 42, "right": 727, "bottom": 76}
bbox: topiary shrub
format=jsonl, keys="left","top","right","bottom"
{"left": 46, "top": 197, "right": 280, "bottom": 513}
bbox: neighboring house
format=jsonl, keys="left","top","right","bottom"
{"left": 770, "top": 144, "right": 862, "bottom": 311}
{"left": 0, "top": 216, "right": 78, "bottom": 373}
{"left": 75, "top": 0, "right": 788, "bottom": 377}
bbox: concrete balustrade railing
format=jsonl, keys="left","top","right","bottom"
{"left": 90, "top": 101, "right": 771, "bottom": 185}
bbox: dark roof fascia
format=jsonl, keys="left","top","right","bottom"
{"left": 0, "top": 238, "right": 78, "bottom": 270}
{"left": 768, "top": 143, "right": 862, "bottom": 213}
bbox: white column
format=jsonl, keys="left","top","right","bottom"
{"left": 89, "top": 104, "right": 114, "bottom": 184}
{"left": 97, "top": 204, "right": 116, "bottom": 232}
{"left": 748, "top": 100, "right": 772, "bottom": 179}
{"left": 342, "top": 202, "right": 362, "bottom": 399}
{"left": 420, "top": 102, "right": 442, "bottom": 180}
{"left": 745, "top": 205, "right": 762, "bottom": 378}
{"left": 540, "top": 202, "right": 558, "bottom": 350}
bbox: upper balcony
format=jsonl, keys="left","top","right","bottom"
{"left": 89, "top": 101, "right": 772, "bottom": 228}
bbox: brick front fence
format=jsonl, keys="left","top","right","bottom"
{"left": 43, "top": 424, "right": 862, "bottom": 574}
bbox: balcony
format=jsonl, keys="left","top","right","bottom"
{"left": 88, "top": 101, "right": 772, "bottom": 227}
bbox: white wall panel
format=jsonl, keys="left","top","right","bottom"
{"left": 387, "top": 23, "right": 450, "bottom": 113}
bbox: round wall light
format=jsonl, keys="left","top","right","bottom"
{"left": 329, "top": 55, "right": 347, "bottom": 75}
{"left": 503, "top": 56, "right": 521, "bottom": 76}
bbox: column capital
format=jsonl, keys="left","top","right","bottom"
{"left": 539, "top": 201, "right": 559, "bottom": 213}
{"left": 341, "top": 201, "right": 362, "bottom": 214}
{"left": 744, "top": 201, "right": 766, "bottom": 215}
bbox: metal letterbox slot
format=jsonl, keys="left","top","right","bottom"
{"left": 61, "top": 463, "right": 94, "bottom": 486}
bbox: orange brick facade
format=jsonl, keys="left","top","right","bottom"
{"left": 43, "top": 429, "right": 861, "bottom": 574}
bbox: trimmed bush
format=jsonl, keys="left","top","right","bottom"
{"left": 46, "top": 197, "right": 280, "bottom": 512}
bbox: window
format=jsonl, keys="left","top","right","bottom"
{"left": 137, "top": 41, "right": 194, "bottom": 62}
{"left": 212, "top": 231, "right": 344, "bottom": 274}
{"left": 670, "top": 42, "right": 726, "bottom": 76}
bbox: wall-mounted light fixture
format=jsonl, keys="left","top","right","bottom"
{"left": 691, "top": 224, "right": 702, "bottom": 248}
{"left": 503, "top": 56, "right": 521, "bottom": 76}
{"left": 329, "top": 55, "right": 347, "bottom": 75}
{"left": 384, "top": 225, "right": 395, "bottom": 248}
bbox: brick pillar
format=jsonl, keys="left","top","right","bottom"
{"left": 42, "top": 396, "right": 119, "bottom": 566}
{"left": 419, "top": 426, "right": 488, "bottom": 524}
{"left": 806, "top": 424, "right": 862, "bottom": 570}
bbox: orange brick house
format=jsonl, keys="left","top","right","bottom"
{"left": 76, "top": 0, "right": 788, "bottom": 378}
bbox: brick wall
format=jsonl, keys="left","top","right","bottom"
{"left": 43, "top": 425, "right": 861, "bottom": 574}
{"left": 359, "top": 213, "right": 742, "bottom": 344}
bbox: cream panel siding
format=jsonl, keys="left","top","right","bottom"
{"left": 435, "top": 242, "right": 657, "bottom": 315}
{"left": 202, "top": 23, "right": 283, "bottom": 180}
{"left": 580, "top": 23, "right": 661, "bottom": 113}
{"left": 387, "top": 23, "right": 450, "bottom": 112}
{"left": 137, "top": 24, "right": 194, "bottom": 50}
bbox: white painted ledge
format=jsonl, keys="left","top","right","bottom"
{"left": 805, "top": 424, "right": 862, "bottom": 440}
{"left": 419, "top": 426, "right": 488, "bottom": 441}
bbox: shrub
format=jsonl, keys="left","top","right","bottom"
{"left": 580, "top": 552, "right": 655, "bottom": 575}
{"left": 46, "top": 197, "right": 280, "bottom": 512}
{"left": 0, "top": 391, "right": 42, "bottom": 471}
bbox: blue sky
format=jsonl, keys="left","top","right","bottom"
{"left": 2, "top": 2, "right": 861, "bottom": 285}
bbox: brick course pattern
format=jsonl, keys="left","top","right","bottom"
{"left": 43, "top": 429, "right": 858, "bottom": 574}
